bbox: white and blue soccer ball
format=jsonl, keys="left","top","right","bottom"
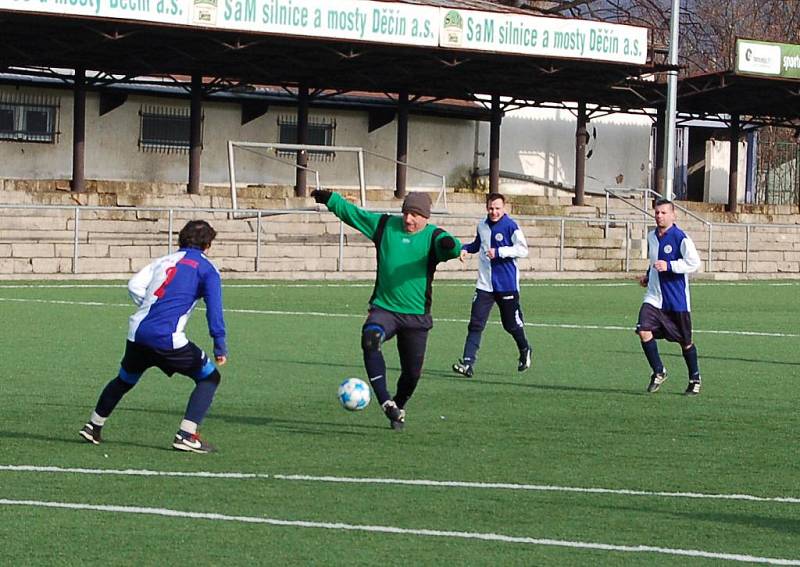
{"left": 337, "top": 378, "right": 371, "bottom": 411}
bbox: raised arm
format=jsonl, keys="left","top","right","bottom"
{"left": 312, "top": 190, "right": 382, "bottom": 241}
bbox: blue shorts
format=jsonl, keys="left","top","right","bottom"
{"left": 636, "top": 303, "right": 693, "bottom": 346}
{"left": 119, "top": 340, "right": 215, "bottom": 384}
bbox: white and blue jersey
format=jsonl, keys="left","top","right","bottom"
{"left": 462, "top": 214, "right": 528, "bottom": 293}
{"left": 127, "top": 248, "right": 227, "bottom": 357}
{"left": 643, "top": 224, "right": 701, "bottom": 312}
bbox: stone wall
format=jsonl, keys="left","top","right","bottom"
{"left": 1, "top": 182, "right": 799, "bottom": 279}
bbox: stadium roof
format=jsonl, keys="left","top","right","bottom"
{"left": 0, "top": 1, "right": 662, "bottom": 111}
{"left": 671, "top": 71, "right": 800, "bottom": 127}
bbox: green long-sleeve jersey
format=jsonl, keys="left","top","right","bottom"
{"left": 325, "top": 192, "right": 461, "bottom": 315}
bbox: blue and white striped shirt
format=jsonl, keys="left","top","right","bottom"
{"left": 462, "top": 214, "right": 528, "bottom": 293}
{"left": 643, "top": 224, "right": 701, "bottom": 312}
{"left": 127, "top": 248, "right": 226, "bottom": 356}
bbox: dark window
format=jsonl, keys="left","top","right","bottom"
{"left": 0, "top": 96, "right": 59, "bottom": 143}
{"left": 25, "top": 109, "right": 49, "bottom": 135}
{"left": 139, "top": 106, "right": 200, "bottom": 154}
{"left": 277, "top": 116, "right": 336, "bottom": 161}
{"left": 0, "top": 108, "right": 13, "bottom": 133}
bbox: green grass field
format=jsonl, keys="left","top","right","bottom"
{"left": 0, "top": 279, "right": 798, "bottom": 565}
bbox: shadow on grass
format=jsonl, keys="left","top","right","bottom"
{"left": 609, "top": 349, "right": 800, "bottom": 367}
{"left": 424, "top": 368, "right": 650, "bottom": 397}
{"left": 598, "top": 503, "right": 800, "bottom": 537}
{"left": 34, "top": 401, "right": 388, "bottom": 439}
{"left": 0, "top": 429, "right": 168, "bottom": 452}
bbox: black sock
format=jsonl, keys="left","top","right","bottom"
{"left": 682, "top": 344, "right": 701, "bottom": 382}
{"left": 95, "top": 376, "right": 135, "bottom": 418}
{"left": 364, "top": 350, "right": 391, "bottom": 405}
{"left": 641, "top": 339, "right": 664, "bottom": 374}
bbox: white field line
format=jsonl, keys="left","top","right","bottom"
{"left": 1, "top": 499, "right": 799, "bottom": 565}
{"left": 0, "top": 282, "right": 798, "bottom": 289}
{"left": 2, "top": 465, "right": 799, "bottom": 505}
{"left": 0, "top": 296, "right": 796, "bottom": 338}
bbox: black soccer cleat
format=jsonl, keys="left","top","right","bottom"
{"left": 452, "top": 359, "right": 474, "bottom": 378}
{"left": 518, "top": 346, "right": 532, "bottom": 372}
{"left": 172, "top": 430, "right": 216, "bottom": 454}
{"left": 79, "top": 423, "right": 102, "bottom": 445}
{"left": 685, "top": 380, "right": 702, "bottom": 396}
{"left": 382, "top": 400, "right": 405, "bottom": 431}
{"left": 647, "top": 369, "right": 668, "bottom": 393}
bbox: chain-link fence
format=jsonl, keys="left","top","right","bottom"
{"left": 755, "top": 129, "right": 800, "bottom": 206}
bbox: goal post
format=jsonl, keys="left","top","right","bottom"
{"left": 227, "top": 141, "right": 367, "bottom": 209}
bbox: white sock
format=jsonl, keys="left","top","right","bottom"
{"left": 180, "top": 419, "right": 198, "bottom": 434}
{"left": 90, "top": 412, "right": 107, "bottom": 427}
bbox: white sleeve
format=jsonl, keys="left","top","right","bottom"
{"left": 128, "top": 262, "right": 156, "bottom": 306}
{"left": 498, "top": 228, "right": 529, "bottom": 259}
{"left": 671, "top": 236, "right": 701, "bottom": 274}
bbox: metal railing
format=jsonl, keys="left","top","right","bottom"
{"left": 1, "top": 202, "right": 798, "bottom": 275}
{"left": 361, "top": 149, "right": 448, "bottom": 209}
{"left": 604, "top": 187, "right": 715, "bottom": 271}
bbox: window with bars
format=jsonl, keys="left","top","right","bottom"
{"left": 138, "top": 106, "right": 202, "bottom": 154}
{"left": 0, "top": 95, "right": 60, "bottom": 143}
{"left": 277, "top": 116, "right": 336, "bottom": 161}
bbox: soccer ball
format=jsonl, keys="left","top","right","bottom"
{"left": 337, "top": 378, "right": 371, "bottom": 411}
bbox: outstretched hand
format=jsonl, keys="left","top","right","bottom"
{"left": 215, "top": 355, "right": 228, "bottom": 366}
{"left": 310, "top": 189, "right": 332, "bottom": 204}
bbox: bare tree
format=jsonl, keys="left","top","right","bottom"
{"left": 491, "top": 0, "right": 800, "bottom": 75}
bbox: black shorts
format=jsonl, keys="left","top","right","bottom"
{"left": 636, "top": 303, "right": 693, "bottom": 345}
{"left": 119, "top": 340, "right": 215, "bottom": 384}
{"left": 363, "top": 305, "right": 433, "bottom": 341}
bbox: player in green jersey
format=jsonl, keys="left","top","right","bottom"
{"left": 312, "top": 189, "right": 461, "bottom": 430}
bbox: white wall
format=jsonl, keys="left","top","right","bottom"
{"left": 476, "top": 105, "right": 653, "bottom": 194}
{"left": 0, "top": 85, "right": 476, "bottom": 191}
{"left": 704, "top": 139, "right": 747, "bottom": 204}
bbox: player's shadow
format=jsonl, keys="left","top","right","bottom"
{"left": 597, "top": 503, "right": 800, "bottom": 536}
{"left": 30, "top": 401, "right": 387, "bottom": 447}
{"left": 251, "top": 357, "right": 366, "bottom": 373}
{"left": 424, "top": 368, "right": 646, "bottom": 397}
{"left": 0, "top": 429, "right": 168, "bottom": 452}
{"left": 112, "top": 405, "right": 388, "bottom": 435}
{"left": 609, "top": 349, "right": 799, "bottom": 367}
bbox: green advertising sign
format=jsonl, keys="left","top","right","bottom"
{"left": 736, "top": 39, "right": 800, "bottom": 80}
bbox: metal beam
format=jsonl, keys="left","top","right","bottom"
{"left": 395, "top": 90, "right": 409, "bottom": 199}
{"left": 70, "top": 67, "right": 86, "bottom": 193}
{"left": 187, "top": 73, "right": 202, "bottom": 194}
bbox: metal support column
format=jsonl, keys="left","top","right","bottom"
{"left": 395, "top": 90, "right": 409, "bottom": 199}
{"left": 654, "top": 107, "right": 666, "bottom": 197}
{"left": 663, "top": 0, "right": 681, "bottom": 200}
{"left": 573, "top": 100, "right": 587, "bottom": 206}
{"left": 489, "top": 94, "right": 502, "bottom": 194}
{"left": 71, "top": 67, "right": 86, "bottom": 193}
{"left": 295, "top": 85, "right": 309, "bottom": 197}
{"left": 727, "top": 114, "right": 740, "bottom": 213}
{"left": 187, "top": 74, "right": 202, "bottom": 194}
